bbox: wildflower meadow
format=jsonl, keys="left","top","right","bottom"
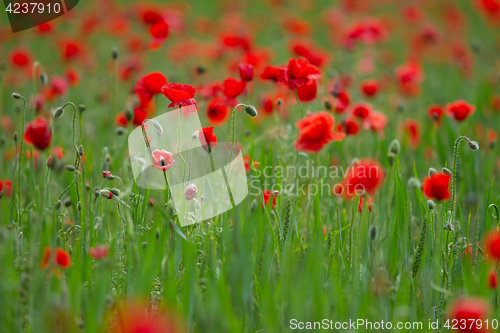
{"left": 2, "top": 0, "right": 500, "bottom": 332}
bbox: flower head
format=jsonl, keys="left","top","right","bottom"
{"left": 447, "top": 297, "right": 490, "bottom": 333}
{"left": 40, "top": 247, "right": 71, "bottom": 270}
{"left": 183, "top": 184, "right": 197, "bottom": 201}
{"left": 422, "top": 172, "right": 451, "bottom": 201}
{"left": 152, "top": 149, "right": 175, "bottom": 172}
{"left": 278, "top": 58, "right": 321, "bottom": 89}
{"left": 484, "top": 229, "right": 500, "bottom": 261}
{"left": 294, "top": 112, "right": 345, "bottom": 153}
{"left": 206, "top": 97, "right": 229, "bottom": 126}
{"left": 89, "top": 245, "right": 110, "bottom": 260}
{"left": 161, "top": 83, "right": 196, "bottom": 107}
{"left": 446, "top": 100, "right": 476, "bottom": 122}
{"left": 24, "top": 117, "right": 52, "bottom": 150}
{"left": 135, "top": 72, "right": 167, "bottom": 106}
{"left": 198, "top": 127, "right": 218, "bottom": 152}
{"left": 334, "top": 159, "right": 385, "bottom": 199}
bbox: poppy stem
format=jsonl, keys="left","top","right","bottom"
{"left": 32, "top": 61, "right": 40, "bottom": 113}
{"left": 177, "top": 106, "right": 187, "bottom": 183}
{"left": 208, "top": 143, "right": 235, "bottom": 209}
{"left": 16, "top": 95, "right": 26, "bottom": 223}
{"left": 229, "top": 103, "right": 246, "bottom": 165}
{"left": 295, "top": 89, "right": 305, "bottom": 119}
{"left": 163, "top": 171, "right": 171, "bottom": 202}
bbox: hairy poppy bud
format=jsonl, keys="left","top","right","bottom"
{"left": 407, "top": 177, "right": 421, "bottom": 188}
{"left": 110, "top": 188, "right": 120, "bottom": 196}
{"left": 442, "top": 167, "right": 452, "bottom": 176}
{"left": 78, "top": 145, "right": 84, "bottom": 157}
{"left": 0, "top": 190, "right": 3, "bottom": 199}
{"left": 156, "top": 229, "right": 160, "bottom": 239}
{"left": 0, "top": 136, "right": 5, "bottom": 146}
{"left": 64, "top": 197, "right": 72, "bottom": 207}
{"left": 13, "top": 132, "right": 18, "bottom": 142}
{"left": 427, "top": 200, "right": 436, "bottom": 210}
{"left": 152, "top": 120, "right": 163, "bottom": 136}
{"left": 40, "top": 72, "right": 48, "bottom": 85}
{"left": 428, "top": 168, "right": 437, "bottom": 177}
{"left": 324, "top": 99, "right": 332, "bottom": 111}
{"left": 77, "top": 201, "right": 82, "bottom": 211}
{"left": 12, "top": 92, "right": 21, "bottom": 99}
{"left": 142, "top": 242, "right": 148, "bottom": 249}
{"left": 125, "top": 106, "right": 134, "bottom": 122}
{"left": 468, "top": 141, "right": 479, "bottom": 151}
{"left": 369, "top": 226, "right": 377, "bottom": 240}
{"left": 54, "top": 200, "right": 62, "bottom": 210}
{"left": 78, "top": 104, "right": 86, "bottom": 113}
{"left": 99, "top": 189, "right": 113, "bottom": 199}
{"left": 387, "top": 152, "right": 396, "bottom": 166}
{"left": 115, "top": 127, "right": 126, "bottom": 135}
{"left": 53, "top": 107, "right": 64, "bottom": 118}
{"left": 111, "top": 47, "right": 119, "bottom": 59}
{"left": 65, "top": 165, "right": 76, "bottom": 172}
{"left": 245, "top": 105, "right": 258, "bottom": 118}
{"left": 46, "top": 155, "right": 54, "bottom": 169}
{"left": 389, "top": 139, "right": 401, "bottom": 155}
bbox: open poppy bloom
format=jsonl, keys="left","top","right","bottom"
{"left": 296, "top": 80, "right": 318, "bottom": 102}
{"left": 339, "top": 118, "right": 359, "bottom": 136}
{"left": 40, "top": 247, "right": 71, "bottom": 270}
{"left": 484, "top": 229, "right": 500, "bottom": 262}
{"left": 10, "top": 48, "right": 31, "bottom": 67}
{"left": 24, "top": 117, "right": 52, "bottom": 150}
{"left": 135, "top": 72, "right": 167, "bottom": 106}
{"left": 360, "top": 79, "right": 380, "bottom": 97}
{"left": 422, "top": 172, "right": 451, "bottom": 200}
{"left": 198, "top": 127, "right": 218, "bottom": 152}
{"left": 0, "top": 180, "right": 12, "bottom": 196}
{"left": 334, "top": 91, "right": 350, "bottom": 113}
{"left": 295, "top": 111, "right": 345, "bottom": 153}
{"left": 334, "top": 159, "right": 385, "bottom": 199}
{"left": 428, "top": 105, "right": 444, "bottom": 125}
{"left": 161, "top": 82, "right": 196, "bottom": 107}
{"left": 151, "top": 149, "right": 175, "bottom": 172}
{"left": 445, "top": 100, "right": 476, "bottom": 121}
{"left": 207, "top": 97, "right": 229, "bottom": 126}
{"left": 487, "top": 268, "right": 498, "bottom": 289}
{"left": 278, "top": 58, "right": 321, "bottom": 89}
{"left": 261, "top": 190, "right": 276, "bottom": 209}
{"left": 89, "top": 245, "right": 110, "bottom": 260}
{"left": 149, "top": 20, "right": 169, "bottom": 50}
{"left": 222, "top": 78, "right": 246, "bottom": 106}
{"left": 402, "top": 119, "right": 421, "bottom": 148}
{"left": 260, "top": 65, "right": 282, "bottom": 82}
{"left": 350, "top": 102, "right": 373, "bottom": 119}
{"left": 447, "top": 297, "right": 490, "bottom": 333}
{"left": 45, "top": 76, "right": 69, "bottom": 101}
{"left": 238, "top": 63, "right": 254, "bottom": 82}
{"left": 395, "top": 61, "right": 424, "bottom": 96}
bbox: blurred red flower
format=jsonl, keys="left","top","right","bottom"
{"left": 198, "top": 127, "right": 217, "bottom": 152}
{"left": 238, "top": 63, "right": 254, "bottom": 82}
{"left": 24, "top": 117, "right": 52, "bottom": 150}
{"left": 334, "top": 91, "right": 350, "bottom": 113}
{"left": 89, "top": 245, "right": 110, "bottom": 260}
{"left": 296, "top": 80, "right": 317, "bottom": 102}
{"left": 260, "top": 66, "right": 282, "bottom": 82}
{"left": 40, "top": 247, "right": 71, "bottom": 269}
{"left": 403, "top": 119, "right": 420, "bottom": 148}
{"left": 295, "top": 111, "right": 345, "bottom": 153}
{"left": 488, "top": 268, "right": 498, "bottom": 289}
{"left": 261, "top": 190, "right": 276, "bottom": 209}
{"left": 360, "top": 79, "right": 379, "bottom": 98}
{"left": 445, "top": 100, "right": 476, "bottom": 121}
{"left": 222, "top": 78, "right": 246, "bottom": 100}
{"left": 428, "top": 105, "right": 444, "bottom": 125}
{"left": 135, "top": 72, "right": 167, "bottom": 106}
{"left": 0, "top": 180, "right": 12, "bottom": 196}
{"left": 161, "top": 83, "right": 196, "bottom": 107}
{"left": 484, "top": 229, "right": 500, "bottom": 261}
{"left": 10, "top": 49, "right": 31, "bottom": 67}
{"left": 350, "top": 102, "right": 372, "bottom": 119}
{"left": 395, "top": 61, "right": 424, "bottom": 96}
{"left": 447, "top": 297, "right": 490, "bottom": 333}
{"left": 335, "top": 159, "right": 385, "bottom": 199}
{"left": 422, "top": 172, "right": 451, "bottom": 201}
{"left": 207, "top": 97, "right": 229, "bottom": 126}
{"left": 278, "top": 58, "right": 321, "bottom": 89}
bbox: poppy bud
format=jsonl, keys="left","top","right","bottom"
{"left": 65, "top": 165, "right": 76, "bottom": 172}
{"left": 324, "top": 99, "right": 332, "bottom": 111}
{"left": 196, "top": 65, "right": 207, "bottom": 75}
{"left": 427, "top": 200, "right": 436, "bottom": 210}
{"left": 64, "top": 197, "right": 72, "bottom": 207}
{"left": 407, "top": 177, "right": 421, "bottom": 188}
{"left": 54, "top": 200, "right": 62, "bottom": 210}
{"left": 442, "top": 167, "right": 452, "bottom": 176}
{"left": 142, "top": 242, "right": 148, "bottom": 249}
{"left": 387, "top": 152, "right": 396, "bottom": 166}
{"left": 468, "top": 141, "right": 479, "bottom": 151}
{"left": 0, "top": 136, "right": 5, "bottom": 146}
{"left": 13, "top": 132, "right": 18, "bottom": 142}
{"left": 46, "top": 155, "right": 54, "bottom": 169}
{"left": 78, "top": 145, "right": 84, "bottom": 157}
{"left": 156, "top": 229, "right": 160, "bottom": 239}
{"left": 0, "top": 190, "right": 3, "bottom": 199}
{"left": 471, "top": 41, "right": 481, "bottom": 53}
{"left": 110, "top": 188, "right": 120, "bottom": 196}
{"left": 389, "top": 139, "right": 401, "bottom": 155}
{"left": 40, "top": 72, "right": 48, "bottom": 85}
{"left": 78, "top": 104, "right": 86, "bottom": 113}
{"left": 115, "top": 127, "right": 126, "bottom": 135}
{"left": 428, "top": 168, "right": 437, "bottom": 177}
{"left": 111, "top": 47, "right": 119, "bottom": 59}
{"left": 330, "top": 81, "right": 341, "bottom": 97}
{"left": 369, "top": 226, "right": 377, "bottom": 240}
{"left": 152, "top": 120, "right": 163, "bottom": 136}
{"left": 245, "top": 105, "right": 258, "bottom": 117}
{"left": 125, "top": 106, "right": 134, "bottom": 122}
{"left": 12, "top": 92, "right": 21, "bottom": 99}
{"left": 99, "top": 189, "right": 113, "bottom": 199}
{"left": 77, "top": 201, "right": 82, "bottom": 211}
{"left": 53, "top": 107, "right": 64, "bottom": 118}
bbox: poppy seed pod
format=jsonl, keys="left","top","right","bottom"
{"left": 468, "top": 141, "right": 479, "bottom": 151}
{"left": 389, "top": 139, "right": 401, "bottom": 155}
{"left": 442, "top": 167, "right": 452, "bottom": 176}
{"left": 53, "top": 107, "right": 64, "bottom": 118}
{"left": 99, "top": 189, "right": 113, "bottom": 199}
{"left": 428, "top": 168, "right": 437, "bottom": 177}
{"left": 12, "top": 92, "right": 21, "bottom": 99}
{"left": 427, "top": 200, "right": 436, "bottom": 210}
{"left": 40, "top": 72, "right": 48, "bottom": 85}
{"left": 78, "top": 145, "right": 84, "bottom": 157}
{"left": 65, "top": 165, "right": 76, "bottom": 172}
{"left": 111, "top": 47, "right": 119, "bottom": 59}
{"left": 245, "top": 105, "right": 258, "bottom": 118}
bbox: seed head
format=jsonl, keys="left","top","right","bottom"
{"left": 78, "top": 104, "right": 86, "bottom": 113}
{"left": 245, "top": 105, "right": 258, "bottom": 118}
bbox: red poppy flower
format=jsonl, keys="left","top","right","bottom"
{"left": 484, "top": 230, "right": 500, "bottom": 261}
{"left": 261, "top": 95, "right": 274, "bottom": 114}
{"left": 339, "top": 119, "right": 359, "bottom": 136}
{"left": 295, "top": 111, "right": 345, "bottom": 153}
{"left": 24, "top": 117, "right": 52, "bottom": 150}
{"left": 335, "top": 159, "right": 385, "bottom": 199}
{"left": 36, "top": 22, "right": 53, "bottom": 34}
{"left": 45, "top": 76, "right": 68, "bottom": 101}
{"left": 358, "top": 196, "right": 374, "bottom": 212}
{"left": 488, "top": 268, "right": 498, "bottom": 289}
{"left": 422, "top": 172, "right": 451, "bottom": 201}
{"left": 89, "top": 245, "right": 110, "bottom": 260}
{"left": 60, "top": 40, "right": 82, "bottom": 62}
{"left": 135, "top": 72, "right": 167, "bottom": 106}
{"left": 447, "top": 297, "right": 490, "bottom": 333}
{"left": 428, "top": 105, "right": 444, "bottom": 125}
{"left": 290, "top": 42, "right": 327, "bottom": 67}
{"left": 364, "top": 111, "right": 388, "bottom": 134}
{"left": 50, "top": 147, "right": 64, "bottom": 160}
{"left": 395, "top": 61, "right": 424, "bottom": 96}
{"left": 334, "top": 91, "right": 350, "bottom": 113}
{"left": 149, "top": 20, "right": 169, "bottom": 50}
{"left": 403, "top": 119, "right": 420, "bottom": 148}
{"left": 40, "top": 247, "right": 71, "bottom": 269}
{"left": 296, "top": 80, "right": 317, "bottom": 102}
{"left": 10, "top": 49, "right": 31, "bottom": 67}
{"left": 65, "top": 68, "right": 80, "bottom": 87}
{"left": 445, "top": 100, "right": 476, "bottom": 121}
{"left": 161, "top": 82, "right": 196, "bottom": 107}
{"left": 0, "top": 180, "right": 12, "bottom": 196}
{"left": 222, "top": 78, "right": 246, "bottom": 99}
{"left": 350, "top": 102, "right": 372, "bottom": 119}
{"left": 198, "top": 127, "right": 217, "bottom": 152}
{"left": 278, "top": 58, "right": 321, "bottom": 89}
{"left": 260, "top": 65, "right": 283, "bottom": 82}
{"left": 207, "top": 98, "right": 229, "bottom": 126}
{"left": 261, "top": 190, "right": 276, "bottom": 209}
{"left": 220, "top": 32, "right": 251, "bottom": 51}
{"left": 360, "top": 79, "right": 380, "bottom": 97}
{"left": 141, "top": 8, "right": 164, "bottom": 25}
{"left": 151, "top": 149, "right": 175, "bottom": 172}
{"left": 238, "top": 63, "right": 254, "bottom": 82}
{"left": 243, "top": 155, "right": 259, "bottom": 173}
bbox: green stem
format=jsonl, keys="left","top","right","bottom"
{"left": 177, "top": 106, "right": 187, "bottom": 183}
{"left": 17, "top": 96, "right": 26, "bottom": 224}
